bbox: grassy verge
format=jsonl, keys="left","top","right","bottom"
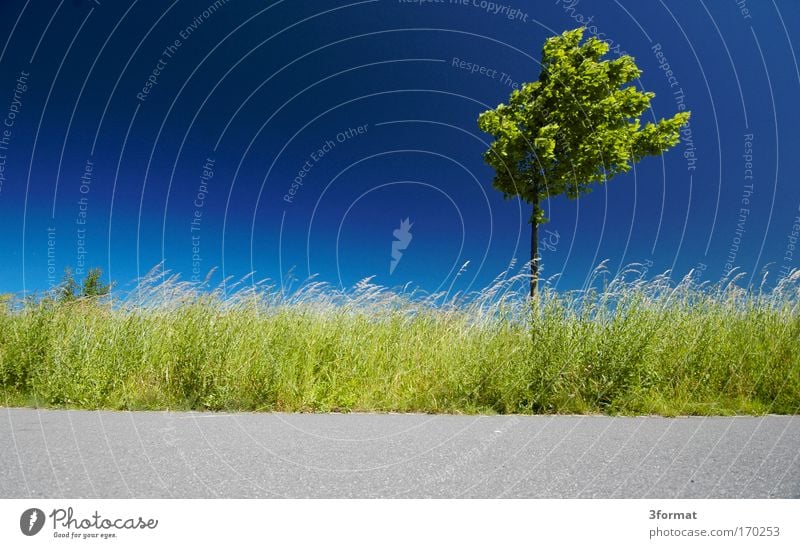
{"left": 1, "top": 265, "right": 798, "bottom": 415}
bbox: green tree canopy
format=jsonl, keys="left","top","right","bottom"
{"left": 478, "top": 27, "right": 690, "bottom": 295}
{"left": 58, "top": 267, "right": 112, "bottom": 302}
{"left": 81, "top": 267, "right": 112, "bottom": 298}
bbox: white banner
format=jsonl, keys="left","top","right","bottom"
{"left": 1, "top": 499, "right": 797, "bottom": 547}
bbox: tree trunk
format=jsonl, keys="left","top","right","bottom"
{"left": 530, "top": 209, "right": 539, "bottom": 298}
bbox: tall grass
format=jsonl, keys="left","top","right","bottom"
{"left": 1, "top": 263, "right": 798, "bottom": 415}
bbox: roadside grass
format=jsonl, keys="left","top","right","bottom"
{"left": 1, "top": 263, "right": 798, "bottom": 415}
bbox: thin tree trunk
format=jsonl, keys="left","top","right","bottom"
{"left": 530, "top": 209, "right": 539, "bottom": 298}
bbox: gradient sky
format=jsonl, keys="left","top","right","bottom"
{"left": 0, "top": 0, "right": 799, "bottom": 296}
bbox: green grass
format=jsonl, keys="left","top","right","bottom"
{"left": 1, "top": 263, "right": 798, "bottom": 415}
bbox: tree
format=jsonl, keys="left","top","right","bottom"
{"left": 478, "top": 27, "right": 690, "bottom": 297}
{"left": 58, "top": 267, "right": 112, "bottom": 302}
{"left": 59, "top": 267, "right": 80, "bottom": 303}
{"left": 81, "top": 267, "right": 112, "bottom": 297}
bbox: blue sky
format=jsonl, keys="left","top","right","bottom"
{"left": 0, "top": 0, "right": 798, "bottom": 295}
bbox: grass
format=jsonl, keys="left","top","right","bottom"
{"left": 1, "top": 262, "right": 798, "bottom": 416}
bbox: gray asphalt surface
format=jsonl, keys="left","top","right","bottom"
{"left": 1, "top": 408, "right": 797, "bottom": 498}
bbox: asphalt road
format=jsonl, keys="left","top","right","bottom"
{"left": 1, "top": 408, "right": 797, "bottom": 498}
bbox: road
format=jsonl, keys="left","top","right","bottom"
{"left": 1, "top": 408, "right": 797, "bottom": 498}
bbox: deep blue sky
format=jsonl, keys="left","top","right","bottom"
{"left": 0, "top": 0, "right": 799, "bottom": 295}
